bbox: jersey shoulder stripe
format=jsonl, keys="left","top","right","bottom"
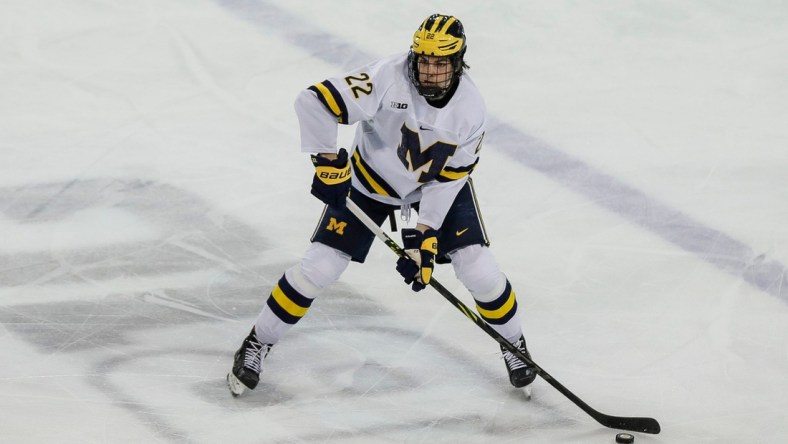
{"left": 308, "top": 80, "right": 349, "bottom": 124}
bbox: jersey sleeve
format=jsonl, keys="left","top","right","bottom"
{"left": 294, "top": 89, "right": 340, "bottom": 154}
{"left": 416, "top": 178, "right": 469, "bottom": 229}
{"left": 436, "top": 128, "right": 484, "bottom": 183}
{"left": 416, "top": 132, "right": 481, "bottom": 228}
{"left": 419, "top": 120, "right": 485, "bottom": 229}
{"left": 417, "top": 105, "right": 487, "bottom": 229}
{"left": 294, "top": 58, "right": 392, "bottom": 154}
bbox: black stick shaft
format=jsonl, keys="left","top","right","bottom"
{"left": 346, "top": 199, "right": 660, "bottom": 434}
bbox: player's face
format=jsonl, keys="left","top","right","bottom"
{"left": 417, "top": 55, "right": 453, "bottom": 90}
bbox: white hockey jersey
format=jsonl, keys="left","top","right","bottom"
{"left": 294, "top": 53, "right": 487, "bottom": 229}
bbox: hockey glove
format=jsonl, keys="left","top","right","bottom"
{"left": 310, "top": 148, "right": 351, "bottom": 209}
{"left": 395, "top": 228, "right": 438, "bottom": 292}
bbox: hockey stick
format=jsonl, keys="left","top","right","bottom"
{"left": 346, "top": 199, "right": 661, "bottom": 434}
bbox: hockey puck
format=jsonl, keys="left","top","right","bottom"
{"left": 615, "top": 433, "right": 634, "bottom": 444}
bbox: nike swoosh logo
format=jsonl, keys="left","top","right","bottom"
{"left": 419, "top": 125, "right": 432, "bottom": 131}
{"left": 456, "top": 228, "right": 469, "bottom": 236}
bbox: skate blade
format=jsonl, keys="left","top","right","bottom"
{"left": 227, "top": 372, "right": 246, "bottom": 397}
{"left": 522, "top": 385, "right": 532, "bottom": 400}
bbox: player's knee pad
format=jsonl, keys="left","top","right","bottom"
{"left": 449, "top": 244, "right": 507, "bottom": 301}
{"left": 287, "top": 241, "right": 351, "bottom": 295}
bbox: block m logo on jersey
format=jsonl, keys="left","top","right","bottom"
{"left": 397, "top": 124, "right": 457, "bottom": 183}
{"left": 326, "top": 217, "right": 347, "bottom": 235}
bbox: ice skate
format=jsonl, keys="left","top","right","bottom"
{"left": 501, "top": 335, "right": 536, "bottom": 398}
{"left": 227, "top": 328, "right": 272, "bottom": 397}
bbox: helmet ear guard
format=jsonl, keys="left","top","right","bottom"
{"left": 408, "top": 14, "right": 468, "bottom": 100}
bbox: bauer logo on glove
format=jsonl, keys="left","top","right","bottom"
{"left": 315, "top": 165, "right": 351, "bottom": 184}
{"left": 310, "top": 148, "right": 351, "bottom": 208}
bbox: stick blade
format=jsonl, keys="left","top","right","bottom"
{"left": 597, "top": 415, "right": 661, "bottom": 434}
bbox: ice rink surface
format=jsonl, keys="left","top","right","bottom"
{"left": 1, "top": 1, "right": 787, "bottom": 442}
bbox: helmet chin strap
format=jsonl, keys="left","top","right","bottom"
{"left": 420, "top": 76, "right": 460, "bottom": 106}
{"left": 418, "top": 82, "right": 451, "bottom": 100}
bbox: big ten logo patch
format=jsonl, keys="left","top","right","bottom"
{"left": 390, "top": 101, "right": 408, "bottom": 110}
{"left": 326, "top": 217, "right": 347, "bottom": 235}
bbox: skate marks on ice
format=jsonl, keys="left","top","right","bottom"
{"left": 0, "top": 178, "right": 275, "bottom": 441}
{"left": 208, "top": 314, "right": 578, "bottom": 442}
{"left": 0, "top": 178, "right": 275, "bottom": 342}
{"left": 0, "top": 178, "right": 569, "bottom": 442}
{"left": 487, "top": 122, "right": 788, "bottom": 303}
{"left": 215, "top": 0, "right": 374, "bottom": 71}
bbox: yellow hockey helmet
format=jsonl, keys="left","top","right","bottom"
{"left": 407, "top": 14, "right": 468, "bottom": 100}
{"left": 411, "top": 14, "right": 466, "bottom": 57}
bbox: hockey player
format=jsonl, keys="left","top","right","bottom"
{"left": 227, "top": 13, "right": 536, "bottom": 396}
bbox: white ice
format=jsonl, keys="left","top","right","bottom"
{"left": 1, "top": 1, "right": 787, "bottom": 443}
